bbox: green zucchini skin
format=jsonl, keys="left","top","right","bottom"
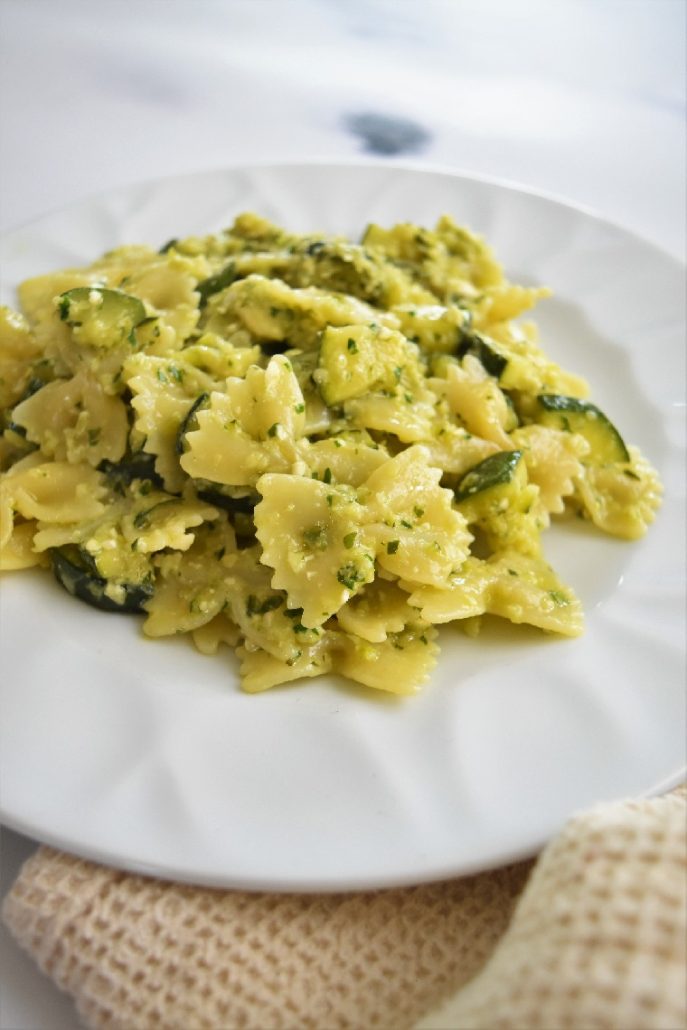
{"left": 195, "top": 486, "right": 258, "bottom": 514}
{"left": 98, "top": 452, "right": 164, "bottom": 489}
{"left": 1, "top": 422, "right": 37, "bottom": 458}
{"left": 456, "top": 329, "right": 509, "bottom": 379}
{"left": 58, "top": 287, "right": 147, "bottom": 341}
{"left": 175, "top": 393, "right": 210, "bottom": 456}
{"left": 3, "top": 419, "right": 27, "bottom": 440}
{"left": 20, "top": 359, "right": 58, "bottom": 400}
{"left": 454, "top": 450, "right": 523, "bottom": 502}
{"left": 51, "top": 546, "right": 153, "bottom": 614}
{"left": 196, "top": 263, "right": 238, "bottom": 308}
{"left": 537, "top": 394, "right": 630, "bottom": 463}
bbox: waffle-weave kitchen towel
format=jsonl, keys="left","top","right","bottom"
{"left": 3, "top": 788, "right": 685, "bottom": 1030}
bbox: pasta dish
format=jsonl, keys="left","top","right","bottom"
{"left": 0, "top": 213, "right": 662, "bottom": 694}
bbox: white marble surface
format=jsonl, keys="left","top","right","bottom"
{"left": 0, "top": 1, "right": 684, "bottom": 1026}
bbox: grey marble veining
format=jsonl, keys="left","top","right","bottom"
{"left": 0, "top": 0, "right": 684, "bottom": 253}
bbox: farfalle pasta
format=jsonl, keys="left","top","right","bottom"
{"left": 0, "top": 213, "right": 662, "bottom": 694}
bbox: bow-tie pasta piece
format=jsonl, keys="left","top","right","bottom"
{"left": 392, "top": 302, "right": 468, "bottom": 355}
{"left": 237, "top": 637, "right": 334, "bottom": 694}
{"left": 178, "top": 332, "right": 262, "bottom": 381}
{"left": 336, "top": 578, "right": 427, "bottom": 644}
{"left": 143, "top": 516, "right": 238, "bottom": 637}
{"left": 180, "top": 356, "right": 306, "bottom": 488}
{"left": 404, "top": 556, "right": 494, "bottom": 624}
{"left": 0, "top": 307, "right": 43, "bottom": 413}
{"left": 208, "top": 274, "right": 397, "bottom": 350}
{"left": 219, "top": 547, "right": 322, "bottom": 664}
{"left": 418, "top": 424, "right": 499, "bottom": 480}
{"left": 486, "top": 552, "right": 584, "bottom": 636}
{"left": 1, "top": 457, "right": 108, "bottom": 541}
{"left": 574, "top": 447, "right": 663, "bottom": 540}
{"left": 408, "top": 552, "right": 582, "bottom": 637}
{"left": 255, "top": 476, "right": 375, "bottom": 628}
{"left": 429, "top": 354, "right": 516, "bottom": 449}
{"left": 124, "top": 350, "right": 242, "bottom": 492}
{"left": 11, "top": 369, "right": 128, "bottom": 468}
{"left": 0, "top": 456, "right": 107, "bottom": 570}
{"left": 335, "top": 623, "right": 440, "bottom": 695}
{"left": 301, "top": 433, "right": 389, "bottom": 488}
{"left": 360, "top": 446, "right": 472, "bottom": 587}
{"left": 510, "top": 423, "right": 589, "bottom": 520}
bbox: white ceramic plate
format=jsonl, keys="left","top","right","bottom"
{"left": 1, "top": 163, "right": 684, "bottom": 891}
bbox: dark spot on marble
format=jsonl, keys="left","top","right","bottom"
{"left": 343, "top": 112, "right": 431, "bottom": 156}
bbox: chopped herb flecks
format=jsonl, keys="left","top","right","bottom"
{"left": 337, "top": 563, "right": 365, "bottom": 590}
{"left": 246, "top": 594, "right": 284, "bottom": 617}
{"left": 303, "top": 525, "right": 328, "bottom": 551}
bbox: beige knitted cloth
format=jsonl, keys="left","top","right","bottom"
{"left": 3, "top": 790, "right": 685, "bottom": 1030}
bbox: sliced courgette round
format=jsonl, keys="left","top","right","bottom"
{"left": 58, "top": 287, "right": 147, "bottom": 347}
{"left": 456, "top": 328, "right": 509, "bottom": 379}
{"left": 1, "top": 421, "right": 37, "bottom": 458}
{"left": 20, "top": 358, "right": 58, "bottom": 400}
{"left": 51, "top": 545, "right": 153, "bottom": 613}
{"left": 454, "top": 450, "right": 524, "bottom": 503}
{"left": 536, "top": 394, "right": 629, "bottom": 464}
{"left": 195, "top": 484, "right": 259, "bottom": 514}
{"left": 99, "top": 451, "right": 163, "bottom": 489}
{"left": 196, "top": 263, "right": 237, "bottom": 308}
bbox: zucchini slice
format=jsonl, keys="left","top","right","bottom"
{"left": 454, "top": 450, "right": 540, "bottom": 555}
{"left": 51, "top": 545, "right": 153, "bottom": 613}
{"left": 536, "top": 394, "right": 629, "bottom": 464}
{"left": 1, "top": 420, "right": 37, "bottom": 459}
{"left": 454, "top": 450, "right": 524, "bottom": 503}
{"left": 20, "top": 359, "right": 58, "bottom": 400}
{"left": 456, "top": 328, "right": 509, "bottom": 379}
{"left": 3, "top": 419, "right": 27, "bottom": 440}
{"left": 196, "top": 263, "right": 237, "bottom": 308}
{"left": 99, "top": 451, "right": 163, "bottom": 489}
{"left": 175, "top": 393, "right": 210, "bottom": 455}
{"left": 195, "top": 484, "right": 259, "bottom": 514}
{"left": 58, "top": 287, "right": 147, "bottom": 347}
{"left": 317, "top": 323, "right": 417, "bottom": 407}
{"left": 317, "top": 325, "right": 380, "bottom": 406}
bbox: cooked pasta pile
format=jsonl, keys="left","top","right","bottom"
{"left": 0, "top": 213, "right": 662, "bottom": 694}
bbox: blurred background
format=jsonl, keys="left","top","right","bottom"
{"left": 0, "top": 0, "right": 685, "bottom": 254}
{"left": 0, "top": 1, "right": 684, "bottom": 1026}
